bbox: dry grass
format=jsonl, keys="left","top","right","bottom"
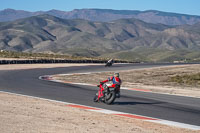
{"left": 169, "top": 73, "right": 200, "bottom": 86}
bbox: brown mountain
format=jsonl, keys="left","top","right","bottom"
{"left": 0, "top": 14, "right": 200, "bottom": 61}
{"left": 1, "top": 8, "right": 200, "bottom": 25}
{"left": 0, "top": 15, "right": 129, "bottom": 56}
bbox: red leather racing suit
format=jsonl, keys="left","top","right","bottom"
{"left": 98, "top": 76, "right": 121, "bottom": 99}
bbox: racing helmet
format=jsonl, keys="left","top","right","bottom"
{"left": 114, "top": 72, "right": 119, "bottom": 77}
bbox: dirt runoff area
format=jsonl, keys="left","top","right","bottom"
{"left": 0, "top": 63, "right": 199, "bottom": 133}
{"left": 55, "top": 64, "right": 200, "bottom": 98}
{"left": 0, "top": 63, "right": 100, "bottom": 70}
{"left": 0, "top": 92, "right": 197, "bottom": 133}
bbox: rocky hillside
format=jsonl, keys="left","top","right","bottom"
{"left": 0, "top": 14, "right": 200, "bottom": 61}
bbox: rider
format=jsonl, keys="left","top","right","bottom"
{"left": 98, "top": 72, "right": 121, "bottom": 101}
{"left": 107, "top": 59, "right": 114, "bottom": 64}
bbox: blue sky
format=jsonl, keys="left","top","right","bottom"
{"left": 1, "top": 0, "right": 200, "bottom": 15}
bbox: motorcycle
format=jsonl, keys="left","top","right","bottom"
{"left": 93, "top": 83, "right": 120, "bottom": 104}
{"left": 105, "top": 59, "right": 114, "bottom": 67}
{"left": 105, "top": 62, "right": 113, "bottom": 67}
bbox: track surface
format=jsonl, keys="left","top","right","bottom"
{"left": 0, "top": 63, "right": 200, "bottom": 126}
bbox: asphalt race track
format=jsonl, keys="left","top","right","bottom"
{"left": 0, "top": 63, "right": 200, "bottom": 126}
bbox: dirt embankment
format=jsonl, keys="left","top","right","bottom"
{"left": 55, "top": 64, "right": 200, "bottom": 98}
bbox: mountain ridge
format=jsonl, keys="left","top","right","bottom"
{"left": 0, "top": 14, "right": 200, "bottom": 62}
{"left": 1, "top": 8, "right": 200, "bottom": 25}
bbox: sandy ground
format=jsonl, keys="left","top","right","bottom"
{"left": 0, "top": 63, "right": 101, "bottom": 70}
{"left": 0, "top": 92, "right": 197, "bottom": 133}
{"left": 0, "top": 63, "right": 199, "bottom": 133}
{"left": 55, "top": 64, "right": 200, "bottom": 98}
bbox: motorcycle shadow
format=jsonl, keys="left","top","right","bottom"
{"left": 113, "top": 101, "right": 165, "bottom": 105}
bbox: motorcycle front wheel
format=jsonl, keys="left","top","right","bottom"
{"left": 104, "top": 91, "right": 116, "bottom": 105}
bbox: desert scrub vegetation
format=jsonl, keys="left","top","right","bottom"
{"left": 0, "top": 50, "right": 81, "bottom": 59}
{"left": 0, "top": 50, "right": 103, "bottom": 61}
{"left": 0, "top": 50, "right": 130, "bottom": 63}
{"left": 169, "top": 73, "right": 200, "bottom": 86}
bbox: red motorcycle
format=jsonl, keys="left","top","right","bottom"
{"left": 93, "top": 83, "right": 120, "bottom": 104}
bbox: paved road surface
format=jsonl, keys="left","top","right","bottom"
{"left": 0, "top": 63, "right": 200, "bottom": 126}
